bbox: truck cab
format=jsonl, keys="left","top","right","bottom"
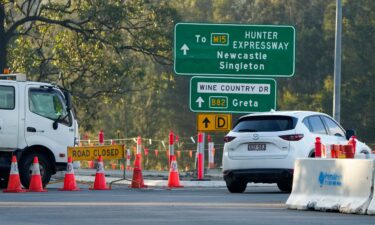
{"left": 0, "top": 73, "right": 79, "bottom": 188}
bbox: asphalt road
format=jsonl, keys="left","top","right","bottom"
{"left": 0, "top": 185, "right": 373, "bottom": 225}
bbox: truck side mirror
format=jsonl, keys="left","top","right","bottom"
{"left": 345, "top": 129, "right": 356, "bottom": 140}
{"left": 53, "top": 121, "right": 58, "bottom": 130}
{"left": 63, "top": 90, "right": 72, "bottom": 111}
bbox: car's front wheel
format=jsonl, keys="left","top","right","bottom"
{"left": 359, "top": 150, "right": 370, "bottom": 157}
{"left": 0, "top": 174, "right": 9, "bottom": 189}
{"left": 225, "top": 178, "right": 247, "bottom": 193}
{"left": 277, "top": 179, "right": 293, "bottom": 193}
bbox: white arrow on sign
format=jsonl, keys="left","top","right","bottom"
{"left": 180, "top": 44, "right": 189, "bottom": 55}
{"left": 196, "top": 97, "right": 204, "bottom": 108}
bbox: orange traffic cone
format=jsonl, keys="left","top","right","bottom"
{"left": 28, "top": 156, "right": 47, "bottom": 192}
{"left": 90, "top": 156, "right": 110, "bottom": 190}
{"left": 59, "top": 157, "right": 80, "bottom": 191}
{"left": 129, "top": 154, "right": 147, "bottom": 188}
{"left": 168, "top": 155, "right": 183, "bottom": 188}
{"left": 3, "top": 156, "right": 26, "bottom": 193}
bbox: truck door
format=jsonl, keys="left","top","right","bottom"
{"left": 0, "top": 84, "right": 19, "bottom": 150}
{"left": 24, "top": 84, "right": 75, "bottom": 163}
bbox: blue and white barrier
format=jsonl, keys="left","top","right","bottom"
{"left": 367, "top": 173, "right": 375, "bottom": 215}
{"left": 286, "top": 158, "right": 374, "bottom": 214}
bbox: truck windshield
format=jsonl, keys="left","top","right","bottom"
{"left": 29, "top": 88, "right": 69, "bottom": 123}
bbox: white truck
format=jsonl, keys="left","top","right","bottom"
{"left": 0, "top": 73, "right": 79, "bottom": 188}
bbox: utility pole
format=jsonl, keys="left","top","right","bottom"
{"left": 333, "top": 0, "right": 342, "bottom": 122}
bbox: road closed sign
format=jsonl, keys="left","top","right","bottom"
{"left": 197, "top": 113, "right": 232, "bottom": 132}
{"left": 68, "top": 145, "right": 125, "bottom": 161}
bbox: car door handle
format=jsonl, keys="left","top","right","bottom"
{"left": 27, "top": 127, "right": 36, "bottom": 132}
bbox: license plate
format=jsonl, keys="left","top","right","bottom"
{"left": 248, "top": 143, "right": 266, "bottom": 151}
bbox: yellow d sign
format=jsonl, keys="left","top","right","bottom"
{"left": 197, "top": 113, "right": 232, "bottom": 132}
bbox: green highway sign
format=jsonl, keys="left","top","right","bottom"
{"left": 190, "top": 77, "right": 276, "bottom": 113}
{"left": 174, "top": 23, "right": 295, "bottom": 77}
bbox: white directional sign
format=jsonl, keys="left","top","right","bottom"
{"left": 196, "top": 97, "right": 204, "bottom": 108}
{"left": 190, "top": 76, "right": 277, "bottom": 113}
{"left": 180, "top": 44, "right": 189, "bottom": 55}
{"left": 175, "top": 23, "right": 295, "bottom": 77}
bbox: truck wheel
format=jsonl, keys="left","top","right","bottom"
{"left": 225, "top": 178, "right": 247, "bottom": 193}
{"left": 19, "top": 154, "right": 52, "bottom": 188}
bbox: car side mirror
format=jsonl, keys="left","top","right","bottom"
{"left": 345, "top": 129, "right": 356, "bottom": 140}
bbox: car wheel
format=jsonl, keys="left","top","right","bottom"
{"left": 277, "top": 180, "right": 292, "bottom": 193}
{"left": 0, "top": 175, "right": 9, "bottom": 189}
{"left": 19, "top": 154, "right": 52, "bottom": 189}
{"left": 225, "top": 178, "right": 247, "bottom": 193}
{"left": 360, "top": 150, "right": 369, "bottom": 156}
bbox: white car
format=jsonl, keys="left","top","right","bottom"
{"left": 222, "top": 110, "right": 371, "bottom": 193}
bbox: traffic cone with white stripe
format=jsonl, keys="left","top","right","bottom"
{"left": 168, "top": 155, "right": 183, "bottom": 188}
{"left": 28, "top": 157, "right": 47, "bottom": 192}
{"left": 126, "top": 149, "right": 132, "bottom": 171}
{"left": 129, "top": 154, "right": 147, "bottom": 188}
{"left": 3, "top": 156, "right": 25, "bottom": 193}
{"left": 90, "top": 156, "right": 110, "bottom": 190}
{"left": 59, "top": 157, "right": 80, "bottom": 191}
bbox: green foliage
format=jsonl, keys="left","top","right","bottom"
{"left": 2, "top": 0, "right": 375, "bottom": 160}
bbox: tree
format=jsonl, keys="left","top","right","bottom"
{"left": 1, "top": 0, "right": 175, "bottom": 83}
{"left": 1, "top": 0, "right": 88, "bottom": 71}
{"left": 2, "top": 0, "right": 178, "bottom": 130}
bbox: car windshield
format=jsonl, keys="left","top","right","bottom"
{"left": 232, "top": 115, "right": 296, "bottom": 132}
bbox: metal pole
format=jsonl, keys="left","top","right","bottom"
{"left": 333, "top": 0, "right": 342, "bottom": 122}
